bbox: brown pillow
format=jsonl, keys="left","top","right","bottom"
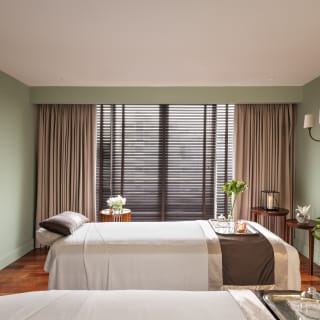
{"left": 39, "top": 211, "right": 89, "bottom": 235}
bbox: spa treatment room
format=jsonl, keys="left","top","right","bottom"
{"left": 0, "top": 1, "right": 320, "bottom": 319}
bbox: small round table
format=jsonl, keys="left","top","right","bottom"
{"left": 286, "top": 219, "right": 316, "bottom": 275}
{"left": 99, "top": 208, "right": 131, "bottom": 222}
{"left": 251, "top": 207, "right": 289, "bottom": 240}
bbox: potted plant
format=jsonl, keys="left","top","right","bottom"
{"left": 222, "top": 180, "right": 248, "bottom": 221}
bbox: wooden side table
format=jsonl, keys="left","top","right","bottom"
{"left": 286, "top": 219, "right": 316, "bottom": 275}
{"left": 99, "top": 208, "right": 132, "bottom": 222}
{"left": 251, "top": 207, "right": 289, "bottom": 240}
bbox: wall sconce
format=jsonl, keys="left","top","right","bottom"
{"left": 304, "top": 111, "right": 320, "bottom": 142}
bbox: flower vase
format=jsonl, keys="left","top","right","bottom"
{"left": 227, "top": 212, "right": 235, "bottom": 232}
{"left": 113, "top": 206, "right": 122, "bottom": 214}
{"left": 227, "top": 211, "right": 234, "bottom": 223}
{"left": 295, "top": 209, "right": 310, "bottom": 224}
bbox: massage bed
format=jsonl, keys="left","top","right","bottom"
{"left": 42, "top": 219, "right": 301, "bottom": 291}
{"left": 0, "top": 289, "right": 275, "bottom": 320}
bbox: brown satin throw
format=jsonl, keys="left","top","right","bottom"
{"left": 217, "top": 232, "right": 274, "bottom": 285}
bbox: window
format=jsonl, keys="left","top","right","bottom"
{"left": 96, "top": 104, "right": 234, "bottom": 221}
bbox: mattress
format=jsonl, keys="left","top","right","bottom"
{"left": 0, "top": 290, "right": 275, "bottom": 320}
{"left": 44, "top": 220, "right": 301, "bottom": 290}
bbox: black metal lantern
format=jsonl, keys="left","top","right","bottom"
{"left": 261, "top": 191, "right": 279, "bottom": 210}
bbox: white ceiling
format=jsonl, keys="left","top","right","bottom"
{"left": 1, "top": 0, "right": 320, "bottom": 86}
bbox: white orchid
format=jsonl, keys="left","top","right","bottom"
{"left": 297, "top": 204, "right": 311, "bottom": 215}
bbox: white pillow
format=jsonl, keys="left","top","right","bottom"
{"left": 36, "top": 227, "right": 64, "bottom": 246}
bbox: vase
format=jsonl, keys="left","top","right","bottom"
{"left": 113, "top": 206, "right": 122, "bottom": 214}
{"left": 227, "top": 211, "right": 234, "bottom": 222}
{"left": 295, "top": 209, "right": 310, "bottom": 224}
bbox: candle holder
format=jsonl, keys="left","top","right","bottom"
{"left": 236, "top": 220, "right": 247, "bottom": 233}
{"left": 261, "top": 191, "right": 279, "bottom": 211}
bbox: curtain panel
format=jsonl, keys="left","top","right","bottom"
{"left": 234, "top": 104, "right": 295, "bottom": 223}
{"left": 36, "top": 104, "right": 96, "bottom": 233}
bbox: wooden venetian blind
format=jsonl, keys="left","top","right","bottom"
{"left": 96, "top": 105, "right": 112, "bottom": 214}
{"left": 96, "top": 104, "right": 234, "bottom": 221}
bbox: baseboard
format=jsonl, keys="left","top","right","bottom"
{"left": 0, "top": 239, "right": 34, "bottom": 270}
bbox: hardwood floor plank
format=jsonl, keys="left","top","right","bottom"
{"left": 0, "top": 248, "right": 319, "bottom": 296}
{"left": 0, "top": 249, "right": 48, "bottom": 296}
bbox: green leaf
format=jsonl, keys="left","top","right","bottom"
{"left": 222, "top": 179, "right": 248, "bottom": 197}
{"left": 312, "top": 224, "right": 320, "bottom": 241}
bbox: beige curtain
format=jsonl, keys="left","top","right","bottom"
{"left": 234, "top": 104, "right": 295, "bottom": 222}
{"left": 36, "top": 104, "right": 96, "bottom": 230}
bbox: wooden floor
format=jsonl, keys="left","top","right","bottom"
{"left": 0, "top": 248, "right": 319, "bottom": 296}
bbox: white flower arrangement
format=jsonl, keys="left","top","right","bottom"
{"left": 295, "top": 204, "right": 311, "bottom": 224}
{"left": 297, "top": 204, "right": 311, "bottom": 215}
{"left": 107, "top": 195, "right": 126, "bottom": 209}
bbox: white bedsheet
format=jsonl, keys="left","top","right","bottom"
{"left": 45, "top": 221, "right": 210, "bottom": 290}
{"left": 0, "top": 290, "right": 274, "bottom": 320}
{"left": 44, "top": 220, "right": 300, "bottom": 291}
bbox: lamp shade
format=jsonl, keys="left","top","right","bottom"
{"left": 304, "top": 114, "right": 314, "bottom": 128}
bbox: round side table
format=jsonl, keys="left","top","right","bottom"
{"left": 99, "top": 208, "right": 131, "bottom": 222}
{"left": 286, "top": 219, "right": 316, "bottom": 275}
{"left": 251, "top": 207, "right": 289, "bottom": 240}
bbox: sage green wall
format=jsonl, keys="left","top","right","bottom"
{"left": 295, "top": 76, "right": 320, "bottom": 266}
{"left": 0, "top": 71, "right": 36, "bottom": 269}
{"left": 0, "top": 76, "right": 309, "bottom": 270}
{"left": 31, "top": 86, "right": 302, "bottom": 104}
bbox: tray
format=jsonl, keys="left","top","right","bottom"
{"left": 208, "top": 219, "right": 258, "bottom": 235}
{"left": 263, "top": 293, "right": 320, "bottom": 320}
